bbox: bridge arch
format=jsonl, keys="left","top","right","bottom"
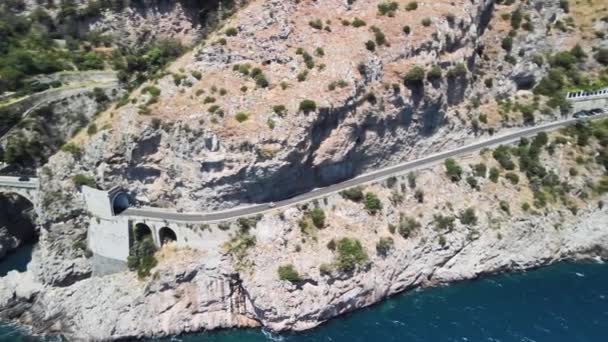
{"left": 0, "top": 192, "right": 37, "bottom": 249}
{"left": 133, "top": 223, "right": 153, "bottom": 243}
{"left": 159, "top": 227, "right": 177, "bottom": 246}
{"left": 0, "top": 189, "right": 36, "bottom": 207}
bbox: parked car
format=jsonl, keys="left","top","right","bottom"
{"left": 18, "top": 176, "right": 30, "bottom": 182}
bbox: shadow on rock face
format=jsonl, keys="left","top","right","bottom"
{"left": 0, "top": 193, "right": 37, "bottom": 260}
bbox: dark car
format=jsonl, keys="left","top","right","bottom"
{"left": 589, "top": 108, "right": 603, "bottom": 115}
{"left": 18, "top": 176, "right": 30, "bottom": 182}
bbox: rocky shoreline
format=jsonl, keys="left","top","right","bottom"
{"left": 0, "top": 198, "right": 605, "bottom": 340}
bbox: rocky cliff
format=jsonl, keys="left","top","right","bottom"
{"left": 0, "top": 0, "right": 607, "bottom": 340}
{"left": 1, "top": 124, "right": 607, "bottom": 339}
{"left": 57, "top": 0, "right": 602, "bottom": 212}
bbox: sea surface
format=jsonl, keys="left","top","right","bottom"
{"left": 0, "top": 247, "right": 606, "bottom": 342}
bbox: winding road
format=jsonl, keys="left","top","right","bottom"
{"left": 122, "top": 114, "right": 606, "bottom": 223}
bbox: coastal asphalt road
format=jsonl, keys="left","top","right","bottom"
{"left": 0, "top": 176, "right": 39, "bottom": 189}
{"left": 122, "top": 114, "right": 606, "bottom": 223}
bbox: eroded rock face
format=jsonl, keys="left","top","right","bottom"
{"left": 0, "top": 0, "right": 606, "bottom": 339}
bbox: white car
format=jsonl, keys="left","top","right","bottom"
{"left": 268, "top": 202, "right": 276, "bottom": 208}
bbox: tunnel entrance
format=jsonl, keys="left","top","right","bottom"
{"left": 112, "top": 192, "right": 130, "bottom": 215}
{"left": 0, "top": 192, "right": 37, "bottom": 260}
{"left": 159, "top": 227, "right": 177, "bottom": 246}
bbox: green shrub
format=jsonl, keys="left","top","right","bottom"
{"left": 405, "top": 1, "right": 418, "bottom": 11}
{"left": 273, "top": 105, "right": 287, "bottom": 116}
{"left": 191, "top": 71, "right": 202, "bottom": 80}
{"left": 510, "top": 10, "right": 522, "bottom": 29}
{"left": 493, "top": 145, "right": 515, "bottom": 170}
{"left": 403, "top": 25, "right": 411, "bottom": 34}
{"left": 474, "top": 163, "right": 487, "bottom": 178}
{"left": 499, "top": 200, "right": 510, "bottom": 214}
{"left": 466, "top": 176, "right": 479, "bottom": 190}
{"left": 278, "top": 264, "right": 301, "bottom": 283}
{"left": 143, "top": 85, "right": 161, "bottom": 97}
{"left": 225, "top": 27, "right": 238, "bottom": 36}
{"left": 421, "top": 18, "right": 432, "bottom": 27}
{"left": 310, "top": 208, "right": 326, "bottom": 228}
{"left": 427, "top": 65, "right": 442, "bottom": 80}
{"left": 447, "top": 63, "right": 467, "bottom": 78}
{"left": 365, "top": 40, "right": 376, "bottom": 52}
{"left": 352, "top": 17, "right": 366, "bottom": 27}
{"left": 378, "top": 1, "right": 399, "bottom": 16}
{"left": 61, "top": 143, "right": 81, "bottom": 156}
{"left": 128, "top": 236, "right": 157, "bottom": 279}
{"left": 444, "top": 158, "right": 463, "bottom": 182}
{"left": 341, "top": 187, "right": 364, "bottom": 202}
{"left": 398, "top": 217, "right": 420, "bottom": 238}
{"left": 404, "top": 66, "right": 426, "bottom": 85}
{"left": 501, "top": 36, "right": 513, "bottom": 52}
{"left": 371, "top": 26, "right": 387, "bottom": 46}
{"left": 73, "top": 174, "right": 96, "bottom": 188}
{"left": 235, "top": 112, "right": 249, "bottom": 122}
{"left": 336, "top": 238, "right": 368, "bottom": 273}
{"left": 255, "top": 73, "right": 269, "bottom": 88}
{"left": 434, "top": 214, "right": 455, "bottom": 232}
{"left": 376, "top": 237, "right": 394, "bottom": 257}
{"left": 414, "top": 189, "right": 424, "bottom": 203}
{"left": 309, "top": 19, "right": 323, "bottom": 30}
{"left": 459, "top": 208, "right": 478, "bottom": 226}
{"left": 87, "top": 123, "right": 98, "bottom": 136}
{"left": 299, "top": 99, "right": 317, "bottom": 113}
{"left": 505, "top": 172, "right": 520, "bottom": 184}
{"left": 364, "top": 192, "right": 382, "bottom": 214}
{"left": 297, "top": 70, "right": 309, "bottom": 82}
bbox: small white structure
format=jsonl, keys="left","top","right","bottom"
{"left": 567, "top": 88, "right": 608, "bottom": 112}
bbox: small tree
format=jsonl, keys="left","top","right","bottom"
{"left": 405, "top": 1, "right": 418, "bottom": 11}
{"left": 427, "top": 65, "right": 442, "bottom": 80}
{"left": 444, "top": 158, "right": 463, "bottom": 182}
{"left": 414, "top": 189, "right": 424, "bottom": 203}
{"left": 398, "top": 217, "right": 420, "bottom": 238}
{"left": 459, "top": 208, "right": 478, "bottom": 226}
{"left": 489, "top": 167, "right": 500, "bottom": 183}
{"left": 225, "top": 27, "right": 238, "bottom": 36}
{"left": 364, "top": 192, "right": 382, "bottom": 214}
{"left": 310, "top": 208, "right": 326, "bottom": 228}
{"left": 341, "top": 187, "right": 364, "bottom": 202}
{"left": 404, "top": 66, "right": 426, "bottom": 86}
{"left": 336, "top": 238, "right": 368, "bottom": 273}
{"left": 278, "top": 264, "right": 301, "bottom": 283}
{"left": 235, "top": 112, "right": 249, "bottom": 122}
{"left": 299, "top": 99, "right": 317, "bottom": 113}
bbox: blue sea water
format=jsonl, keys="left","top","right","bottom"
{"left": 0, "top": 250, "right": 606, "bottom": 341}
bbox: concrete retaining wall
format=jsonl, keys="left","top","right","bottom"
{"left": 88, "top": 216, "right": 131, "bottom": 261}
{"left": 570, "top": 97, "right": 608, "bottom": 112}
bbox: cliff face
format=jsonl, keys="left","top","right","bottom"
{"left": 0, "top": 0, "right": 607, "bottom": 339}
{"left": 54, "top": 0, "right": 587, "bottom": 213}
{"left": 1, "top": 126, "right": 607, "bottom": 339}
